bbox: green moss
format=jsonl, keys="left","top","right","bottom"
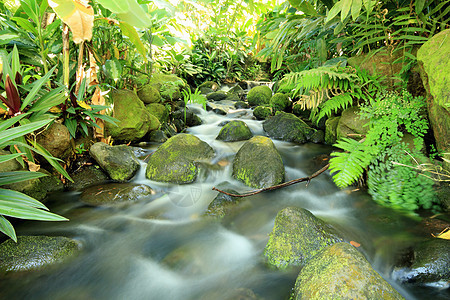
{"left": 263, "top": 112, "right": 315, "bottom": 144}
{"left": 270, "top": 93, "right": 291, "bottom": 112}
{"left": 145, "top": 134, "right": 215, "bottom": 183}
{"left": 247, "top": 85, "right": 272, "bottom": 106}
{"left": 146, "top": 103, "right": 169, "bottom": 123}
{"left": 216, "top": 120, "right": 253, "bottom": 142}
{"left": 137, "top": 84, "right": 161, "bottom": 104}
{"left": 253, "top": 106, "right": 272, "bottom": 120}
{"left": 325, "top": 116, "right": 340, "bottom": 145}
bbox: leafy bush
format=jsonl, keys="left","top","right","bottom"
{"left": 329, "top": 90, "right": 438, "bottom": 211}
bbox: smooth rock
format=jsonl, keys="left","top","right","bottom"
{"left": 253, "top": 106, "right": 272, "bottom": 120}
{"left": 216, "top": 120, "right": 253, "bottom": 142}
{"left": 247, "top": 85, "right": 272, "bottom": 106}
{"left": 80, "top": 183, "right": 153, "bottom": 206}
{"left": 36, "top": 122, "right": 71, "bottom": 159}
{"left": 263, "top": 112, "right": 315, "bottom": 144}
{"left": 336, "top": 107, "right": 368, "bottom": 140}
{"left": 137, "top": 84, "right": 161, "bottom": 104}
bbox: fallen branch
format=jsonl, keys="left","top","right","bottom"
{"left": 212, "top": 163, "right": 330, "bottom": 198}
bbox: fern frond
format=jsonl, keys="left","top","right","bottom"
{"left": 329, "top": 138, "right": 373, "bottom": 188}
{"left": 315, "top": 92, "right": 353, "bottom": 123}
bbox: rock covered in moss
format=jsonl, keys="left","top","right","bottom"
{"left": 293, "top": 242, "right": 404, "bottom": 300}
{"left": 325, "top": 116, "right": 340, "bottom": 144}
{"left": 105, "top": 89, "right": 154, "bottom": 142}
{"left": 247, "top": 85, "right": 272, "bottom": 106}
{"left": 393, "top": 238, "right": 450, "bottom": 284}
{"left": 0, "top": 236, "right": 80, "bottom": 272}
{"left": 89, "top": 142, "right": 140, "bottom": 182}
{"left": 336, "top": 107, "right": 368, "bottom": 140}
{"left": 270, "top": 93, "right": 292, "bottom": 112}
{"left": 417, "top": 29, "right": 450, "bottom": 169}
{"left": 216, "top": 120, "right": 253, "bottom": 142}
{"left": 198, "top": 81, "right": 219, "bottom": 94}
{"left": 205, "top": 187, "right": 241, "bottom": 219}
{"left": 148, "top": 130, "right": 168, "bottom": 143}
{"left": 137, "top": 84, "right": 161, "bottom": 104}
{"left": 263, "top": 207, "right": 342, "bottom": 269}
{"left": 67, "top": 166, "right": 109, "bottom": 190}
{"left": 227, "top": 84, "right": 245, "bottom": 98}
{"left": 80, "top": 183, "right": 153, "bottom": 206}
{"left": 146, "top": 134, "right": 215, "bottom": 184}
{"left": 206, "top": 91, "right": 228, "bottom": 101}
{"left": 263, "top": 112, "right": 315, "bottom": 144}
{"left": 146, "top": 103, "right": 169, "bottom": 124}
{"left": 36, "top": 122, "right": 71, "bottom": 159}
{"left": 253, "top": 106, "right": 272, "bottom": 120}
{"left": 232, "top": 136, "right": 284, "bottom": 188}
{"left": 172, "top": 109, "right": 203, "bottom": 127}
{"left": 235, "top": 101, "right": 249, "bottom": 109}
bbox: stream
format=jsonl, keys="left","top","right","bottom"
{"left": 0, "top": 105, "right": 446, "bottom": 299}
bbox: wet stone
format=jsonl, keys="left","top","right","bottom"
{"left": 80, "top": 183, "right": 154, "bottom": 206}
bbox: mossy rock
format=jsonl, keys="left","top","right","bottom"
{"left": 137, "top": 84, "right": 161, "bottom": 104}
{"left": 145, "top": 134, "right": 215, "bottom": 184}
{"left": 263, "top": 112, "right": 315, "bottom": 144}
{"left": 89, "top": 142, "right": 140, "bottom": 182}
{"left": 235, "top": 101, "right": 249, "bottom": 109}
{"left": 148, "top": 130, "right": 168, "bottom": 143}
{"left": 336, "top": 107, "right": 369, "bottom": 140}
{"left": 146, "top": 103, "right": 169, "bottom": 124}
{"left": 198, "top": 81, "right": 219, "bottom": 93}
{"left": 0, "top": 236, "right": 80, "bottom": 273}
{"left": 216, "top": 120, "right": 253, "bottom": 142}
{"left": 393, "top": 238, "right": 450, "bottom": 284}
{"left": 225, "top": 93, "right": 241, "bottom": 101}
{"left": 149, "top": 73, "right": 186, "bottom": 91}
{"left": 263, "top": 207, "right": 342, "bottom": 270}
{"left": 227, "top": 84, "right": 244, "bottom": 98}
{"left": 80, "top": 183, "right": 153, "bottom": 206}
{"left": 205, "top": 187, "right": 241, "bottom": 219}
{"left": 247, "top": 85, "right": 272, "bottom": 106}
{"left": 171, "top": 109, "right": 203, "bottom": 127}
{"left": 270, "top": 93, "right": 292, "bottom": 112}
{"left": 292, "top": 103, "right": 310, "bottom": 119}
{"left": 293, "top": 242, "right": 404, "bottom": 300}
{"left": 232, "top": 136, "right": 285, "bottom": 188}
{"left": 106, "top": 89, "right": 153, "bottom": 142}
{"left": 35, "top": 122, "right": 71, "bottom": 160}
{"left": 417, "top": 29, "right": 450, "bottom": 170}
{"left": 66, "top": 166, "right": 109, "bottom": 190}
{"left": 325, "top": 116, "right": 341, "bottom": 145}
{"left": 253, "top": 106, "right": 272, "bottom": 120}
{"left": 206, "top": 91, "right": 228, "bottom": 101}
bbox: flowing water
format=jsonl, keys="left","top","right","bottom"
{"left": 1, "top": 105, "right": 447, "bottom": 299}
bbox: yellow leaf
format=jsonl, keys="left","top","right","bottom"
{"left": 78, "top": 101, "right": 91, "bottom": 109}
{"left": 436, "top": 228, "right": 450, "bottom": 240}
{"left": 48, "top": 0, "right": 94, "bottom": 44}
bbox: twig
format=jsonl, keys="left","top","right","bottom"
{"left": 212, "top": 163, "right": 330, "bottom": 198}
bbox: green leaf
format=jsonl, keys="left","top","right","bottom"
{"left": 119, "top": 22, "right": 147, "bottom": 61}
{"left": 0, "top": 216, "right": 16, "bottom": 242}
{"left": 0, "top": 113, "right": 28, "bottom": 132}
{"left": 341, "top": 0, "right": 352, "bottom": 22}
{"left": 0, "top": 188, "right": 48, "bottom": 210}
{"left": 351, "top": 0, "right": 362, "bottom": 21}
{"left": 415, "top": 0, "right": 426, "bottom": 14}
{"left": 31, "top": 142, "right": 73, "bottom": 183}
{"left": 116, "top": 0, "right": 152, "bottom": 28}
{"left": 29, "top": 86, "right": 67, "bottom": 112}
{"left": 326, "top": 1, "right": 343, "bottom": 23}
{"left": 0, "top": 153, "right": 24, "bottom": 164}
{"left": 21, "top": 65, "right": 57, "bottom": 110}
{"left": 0, "top": 171, "right": 47, "bottom": 186}
{"left": 103, "top": 58, "right": 123, "bottom": 83}
{"left": 96, "top": 0, "right": 129, "bottom": 13}
{"left": 0, "top": 200, "right": 67, "bottom": 221}
{"left": 0, "top": 119, "right": 52, "bottom": 148}
{"left": 11, "top": 17, "right": 38, "bottom": 36}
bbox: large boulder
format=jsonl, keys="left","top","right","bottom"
{"left": 417, "top": 29, "right": 450, "bottom": 169}
{"left": 336, "top": 107, "right": 369, "bottom": 140}
{"left": 105, "top": 89, "right": 155, "bottom": 142}
{"left": 137, "top": 84, "right": 161, "bottom": 104}
{"left": 393, "top": 238, "right": 450, "bottom": 284}
{"left": 89, "top": 142, "right": 140, "bottom": 182}
{"left": 264, "top": 207, "right": 342, "bottom": 270}
{"left": 253, "top": 106, "right": 272, "bottom": 120}
{"left": 263, "top": 112, "right": 316, "bottom": 144}
{"left": 216, "top": 120, "right": 253, "bottom": 142}
{"left": 0, "top": 236, "right": 80, "bottom": 272}
{"left": 146, "top": 134, "right": 215, "bottom": 184}
{"left": 36, "top": 122, "right": 71, "bottom": 159}
{"left": 232, "top": 136, "right": 285, "bottom": 188}
{"left": 80, "top": 183, "right": 153, "bottom": 206}
{"left": 293, "top": 243, "right": 404, "bottom": 300}
{"left": 247, "top": 86, "right": 272, "bottom": 106}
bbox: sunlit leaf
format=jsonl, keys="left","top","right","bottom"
{"left": 119, "top": 22, "right": 147, "bottom": 61}
{"left": 0, "top": 119, "right": 52, "bottom": 148}
{"left": 436, "top": 228, "right": 450, "bottom": 240}
{"left": 96, "top": 0, "right": 129, "bottom": 13}
{"left": 325, "top": 1, "right": 343, "bottom": 23}
{"left": 0, "top": 200, "right": 67, "bottom": 221}
{"left": 48, "top": 0, "right": 94, "bottom": 43}
{"left": 0, "top": 171, "right": 47, "bottom": 186}
{"left": 115, "top": 0, "right": 152, "bottom": 28}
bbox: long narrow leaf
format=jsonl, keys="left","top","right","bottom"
{"left": 0, "top": 216, "right": 16, "bottom": 242}
{"left": 0, "top": 171, "right": 47, "bottom": 186}
{"left": 0, "top": 201, "right": 67, "bottom": 221}
{"left": 31, "top": 142, "right": 73, "bottom": 182}
{"left": 0, "top": 153, "right": 24, "bottom": 164}
{"left": 21, "top": 65, "right": 57, "bottom": 110}
{"left": 0, "top": 112, "right": 29, "bottom": 132}
{"left": 0, "top": 119, "right": 52, "bottom": 148}
{"left": 0, "top": 188, "right": 48, "bottom": 210}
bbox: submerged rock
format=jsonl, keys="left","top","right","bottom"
{"left": 232, "top": 136, "right": 284, "bottom": 188}
{"left": 293, "top": 242, "right": 404, "bottom": 300}
{"left": 263, "top": 207, "right": 342, "bottom": 269}
{"left": 393, "top": 238, "right": 450, "bottom": 285}
{"left": 205, "top": 186, "right": 241, "bottom": 219}
{"left": 0, "top": 236, "right": 80, "bottom": 272}
{"left": 263, "top": 112, "right": 315, "bottom": 144}
{"left": 247, "top": 86, "right": 272, "bottom": 106}
{"left": 80, "top": 183, "right": 153, "bottom": 206}
{"left": 89, "top": 142, "right": 140, "bottom": 182}
{"left": 216, "top": 120, "right": 253, "bottom": 142}
{"left": 146, "top": 134, "right": 215, "bottom": 184}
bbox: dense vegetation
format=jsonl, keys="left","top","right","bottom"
{"left": 0, "top": 0, "right": 448, "bottom": 240}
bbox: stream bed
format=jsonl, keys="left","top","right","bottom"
{"left": 0, "top": 105, "right": 447, "bottom": 300}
